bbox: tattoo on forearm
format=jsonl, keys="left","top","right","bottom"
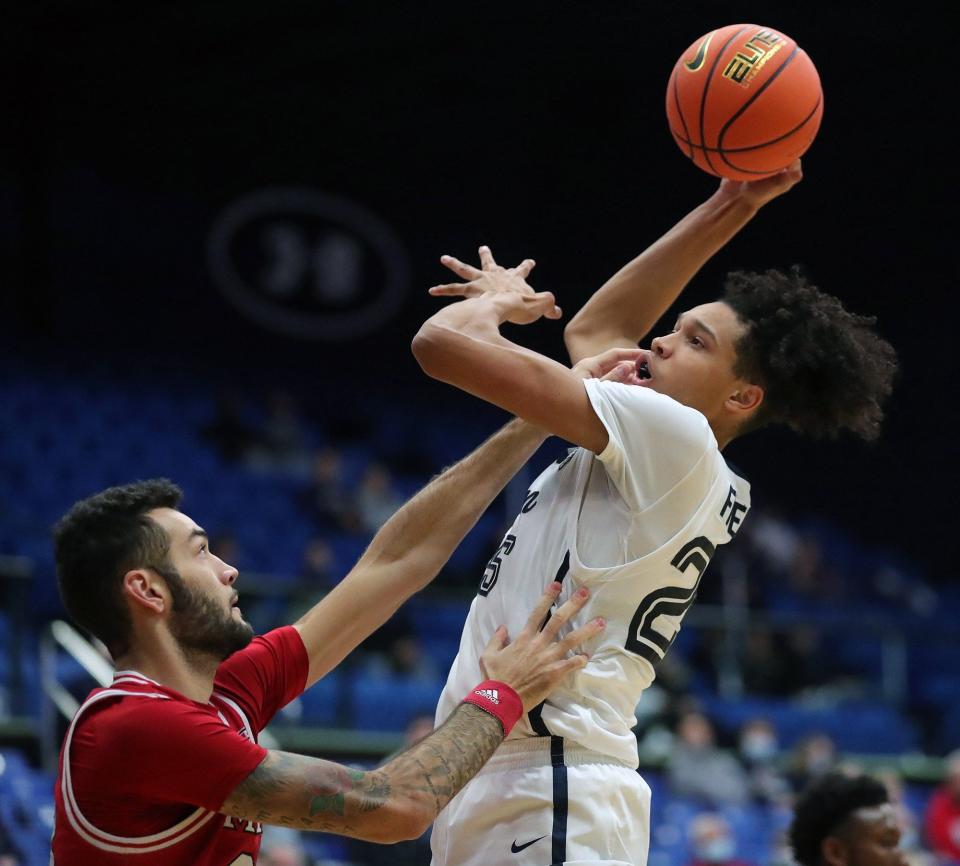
{"left": 385, "top": 703, "right": 503, "bottom": 811}
{"left": 221, "top": 704, "right": 502, "bottom": 837}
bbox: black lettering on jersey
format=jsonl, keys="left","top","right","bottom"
{"left": 720, "top": 485, "right": 747, "bottom": 538}
{"left": 521, "top": 490, "right": 539, "bottom": 513}
{"left": 555, "top": 449, "right": 575, "bottom": 471}
{"left": 479, "top": 533, "right": 516, "bottom": 597}
{"left": 624, "top": 536, "right": 715, "bottom": 664}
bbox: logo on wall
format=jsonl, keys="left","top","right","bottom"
{"left": 207, "top": 187, "right": 409, "bottom": 340}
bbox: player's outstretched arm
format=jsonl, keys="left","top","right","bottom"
{"left": 224, "top": 585, "right": 605, "bottom": 841}
{"left": 413, "top": 246, "right": 644, "bottom": 454}
{"left": 563, "top": 160, "right": 804, "bottom": 364}
{"left": 293, "top": 416, "right": 548, "bottom": 688}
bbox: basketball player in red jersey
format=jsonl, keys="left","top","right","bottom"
{"left": 49, "top": 401, "right": 623, "bottom": 863}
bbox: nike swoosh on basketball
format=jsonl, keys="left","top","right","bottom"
{"left": 511, "top": 836, "right": 546, "bottom": 853}
{"left": 684, "top": 32, "right": 714, "bottom": 71}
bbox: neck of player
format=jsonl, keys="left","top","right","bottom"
{"left": 114, "top": 631, "right": 220, "bottom": 704}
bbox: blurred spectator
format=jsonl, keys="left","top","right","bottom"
{"left": 737, "top": 717, "right": 792, "bottom": 807}
{"left": 787, "top": 535, "right": 845, "bottom": 605}
{"left": 200, "top": 392, "right": 258, "bottom": 463}
{"left": 666, "top": 711, "right": 750, "bottom": 807}
{"left": 635, "top": 682, "right": 675, "bottom": 762}
{"left": 364, "top": 632, "right": 440, "bottom": 684}
{"left": 878, "top": 769, "right": 925, "bottom": 857}
{"left": 786, "top": 733, "right": 837, "bottom": 793}
{"left": 300, "top": 447, "right": 360, "bottom": 532}
{"left": 357, "top": 607, "right": 438, "bottom": 683}
{"left": 745, "top": 506, "right": 801, "bottom": 574}
{"left": 781, "top": 624, "right": 832, "bottom": 695}
{"left": 924, "top": 749, "right": 960, "bottom": 863}
{"left": 298, "top": 537, "right": 337, "bottom": 589}
{"left": 404, "top": 712, "right": 435, "bottom": 745}
{"left": 259, "top": 825, "right": 307, "bottom": 866}
{"left": 210, "top": 530, "right": 244, "bottom": 570}
{"left": 248, "top": 390, "right": 312, "bottom": 476}
{"left": 685, "top": 813, "right": 751, "bottom": 866}
{"left": 738, "top": 628, "right": 798, "bottom": 696}
{"left": 354, "top": 463, "right": 403, "bottom": 534}
{"left": 346, "top": 714, "right": 436, "bottom": 866}
{"left": 635, "top": 654, "right": 694, "bottom": 762}
{"left": 767, "top": 828, "right": 796, "bottom": 866}
{"left": 872, "top": 563, "right": 939, "bottom": 618}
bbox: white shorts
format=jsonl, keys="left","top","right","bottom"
{"left": 430, "top": 736, "right": 651, "bottom": 866}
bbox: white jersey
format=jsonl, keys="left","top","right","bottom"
{"left": 435, "top": 379, "right": 751, "bottom": 767}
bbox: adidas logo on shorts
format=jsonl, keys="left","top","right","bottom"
{"left": 474, "top": 688, "right": 500, "bottom": 704}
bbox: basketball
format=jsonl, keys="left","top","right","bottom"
{"left": 666, "top": 24, "right": 823, "bottom": 181}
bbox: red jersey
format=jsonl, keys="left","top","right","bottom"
{"left": 925, "top": 786, "right": 960, "bottom": 861}
{"left": 52, "top": 626, "right": 309, "bottom": 865}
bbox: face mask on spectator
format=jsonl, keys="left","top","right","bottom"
{"left": 740, "top": 732, "right": 777, "bottom": 761}
{"left": 696, "top": 836, "right": 736, "bottom": 863}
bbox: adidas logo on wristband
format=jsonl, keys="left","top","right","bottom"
{"left": 463, "top": 680, "right": 521, "bottom": 736}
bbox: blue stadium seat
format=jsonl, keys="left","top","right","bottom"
{"left": 419, "top": 635, "right": 462, "bottom": 672}
{"left": 699, "top": 695, "right": 919, "bottom": 754}
{"left": 407, "top": 597, "right": 471, "bottom": 644}
{"left": 296, "top": 668, "right": 345, "bottom": 726}
{"left": 0, "top": 750, "right": 55, "bottom": 866}
{"left": 351, "top": 676, "right": 444, "bottom": 732}
{"left": 446, "top": 512, "right": 501, "bottom": 576}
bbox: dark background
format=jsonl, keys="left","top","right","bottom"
{"left": 3, "top": 2, "right": 956, "bottom": 581}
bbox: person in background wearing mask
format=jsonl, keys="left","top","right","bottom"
{"left": 685, "top": 813, "right": 750, "bottom": 866}
{"left": 667, "top": 711, "right": 750, "bottom": 807}
{"left": 787, "top": 732, "right": 838, "bottom": 793}
{"left": 737, "top": 717, "right": 792, "bottom": 807}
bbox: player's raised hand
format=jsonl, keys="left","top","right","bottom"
{"left": 572, "top": 346, "right": 648, "bottom": 383}
{"left": 429, "top": 245, "right": 562, "bottom": 325}
{"left": 478, "top": 582, "right": 605, "bottom": 712}
{"left": 716, "top": 158, "right": 803, "bottom": 209}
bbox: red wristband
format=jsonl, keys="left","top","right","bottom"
{"left": 462, "top": 680, "right": 524, "bottom": 736}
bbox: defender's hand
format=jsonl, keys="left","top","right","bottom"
{"left": 429, "top": 245, "right": 562, "bottom": 325}
{"left": 479, "top": 582, "right": 605, "bottom": 712}
{"left": 715, "top": 158, "right": 803, "bottom": 210}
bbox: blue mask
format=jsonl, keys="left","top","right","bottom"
{"left": 696, "top": 837, "right": 736, "bottom": 863}
{"left": 741, "top": 733, "right": 777, "bottom": 761}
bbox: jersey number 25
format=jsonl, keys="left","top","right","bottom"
{"left": 625, "top": 536, "right": 715, "bottom": 664}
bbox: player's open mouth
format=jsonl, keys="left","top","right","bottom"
{"left": 637, "top": 360, "right": 652, "bottom": 381}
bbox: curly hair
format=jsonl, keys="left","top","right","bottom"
{"left": 722, "top": 267, "right": 898, "bottom": 441}
{"left": 789, "top": 771, "right": 889, "bottom": 866}
{"left": 53, "top": 479, "right": 183, "bottom": 657}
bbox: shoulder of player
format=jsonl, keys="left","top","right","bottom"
{"left": 65, "top": 689, "right": 193, "bottom": 765}
{"left": 586, "top": 379, "right": 714, "bottom": 439}
{"left": 216, "top": 625, "right": 299, "bottom": 672}
{"left": 75, "top": 684, "right": 219, "bottom": 739}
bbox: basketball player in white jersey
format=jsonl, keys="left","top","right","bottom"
{"left": 412, "top": 160, "right": 898, "bottom": 866}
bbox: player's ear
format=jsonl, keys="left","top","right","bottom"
{"left": 821, "top": 835, "right": 849, "bottom": 866}
{"left": 726, "top": 383, "right": 763, "bottom": 415}
{"left": 123, "top": 569, "right": 168, "bottom": 615}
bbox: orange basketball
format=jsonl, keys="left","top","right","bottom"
{"left": 666, "top": 24, "right": 823, "bottom": 181}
